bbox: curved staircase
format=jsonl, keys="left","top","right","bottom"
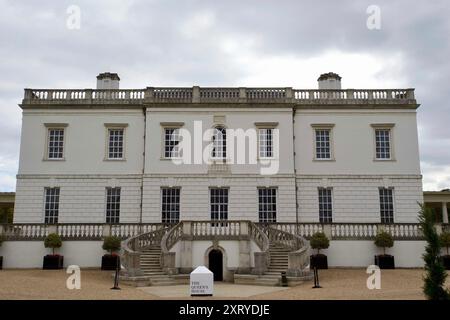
{"left": 139, "top": 246, "right": 176, "bottom": 286}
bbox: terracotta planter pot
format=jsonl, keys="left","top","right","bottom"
{"left": 0, "top": 256, "right": 3, "bottom": 270}
{"left": 101, "top": 254, "right": 120, "bottom": 270}
{"left": 441, "top": 255, "right": 450, "bottom": 270}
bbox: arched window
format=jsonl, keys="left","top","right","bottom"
{"left": 212, "top": 126, "right": 226, "bottom": 159}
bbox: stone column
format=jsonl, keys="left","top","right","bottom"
{"left": 192, "top": 86, "right": 200, "bottom": 103}
{"left": 443, "top": 202, "right": 449, "bottom": 224}
{"left": 179, "top": 221, "right": 193, "bottom": 273}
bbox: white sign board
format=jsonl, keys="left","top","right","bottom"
{"left": 190, "top": 266, "right": 214, "bottom": 296}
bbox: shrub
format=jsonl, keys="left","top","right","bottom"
{"left": 419, "top": 203, "right": 450, "bottom": 300}
{"left": 310, "top": 232, "right": 330, "bottom": 254}
{"left": 374, "top": 231, "right": 394, "bottom": 255}
{"left": 44, "top": 233, "right": 62, "bottom": 255}
{"left": 102, "top": 236, "right": 121, "bottom": 255}
{"left": 440, "top": 232, "right": 450, "bottom": 256}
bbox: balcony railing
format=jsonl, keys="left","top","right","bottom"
{"left": 0, "top": 222, "right": 426, "bottom": 241}
{"left": 22, "top": 87, "right": 417, "bottom": 106}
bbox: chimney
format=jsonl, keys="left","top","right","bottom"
{"left": 96, "top": 72, "right": 120, "bottom": 89}
{"left": 317, "top": 72, "right": 342, "bottom": 90}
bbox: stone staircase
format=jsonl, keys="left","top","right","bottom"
{"left": 139, "top": 246, "right": 176, "bottom": 286}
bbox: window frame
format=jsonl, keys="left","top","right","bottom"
{"left": 44, "top": 123, "right": 68, "bottom": 161}
{"left": 379, "top": 187, "right": 395, "bottom": 224}
{"left": 105, "top": 187, "right": 121, "bottom": 224}
{"left": 160, "top": 122, "right": 184, "bottom": 160}
{"left": 43, "top": 187, "right": 60, "bottom": 224}
{"left": 161, "top": 187, "right": 181, "bottom": 223}
{"left": 318, "top": 187, "right": 333, "bottom": 223}
{"left": 104, "top": 123, "right": 128, "bottom": 161}
{"left": 311, "top": 124, "right": 335, "bottom": 161}
{"left": 209, "top": 187, "right": 229, "bottom": 222}
{"left": 258, "top": 187, "right": 277, "bottom": 223}
{"left": 371, "top": 124, "right": 395, "bottom": 161}
{"left": 211, "top": 125, "right": 227, "bottom": 160}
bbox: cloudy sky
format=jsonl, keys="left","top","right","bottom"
{"left": 0, "top": 0, "right": 449, "bottom": 191}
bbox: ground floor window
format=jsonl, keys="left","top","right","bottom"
{"left": 106, "top": 187, "right": 121, "bottom": 223}
{"left": 161, "top": 187, "right": 180, "bottom": 223}
{"left": 210, "top": 188, "right": 228, "bottom": 222}
{"left": 379, "top": 187, "right": 394, "bottom": 223}
{"left": 44, "top": 187, "right": 60, "bottom": 224}
{"left": 318, "top": 187, "right": 333, "bottom": 223}
{"left": 258, "top": 187, "right": 277, "bottom": 222}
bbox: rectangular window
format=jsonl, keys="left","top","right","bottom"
{"left": 318, "top": 187, "right": 333, "bottom": 223}
{"left": 210, "top": 188, "right": 228, "bottom": 221}
{"left": 106, "top": 187, "right": 121, "bottom": 224}
{"left": 212, "top": 127, "right": 226, "bottom": 159}
{"left": 379, "top": 188, "right": 394, "bottom": 223}
{"left": 44, "top": 187, "right": 60, "bottom": 224}
{"left": 259, "top": 128, "right": 274, "bottom": 158}
{"left": 258, "top": 188, "right": 277, "bottom": 222}
{"left": 164, "top": 128, "right": 181, "bottom": 158}
{"left": 315, "top": 129, "right": 331, "bottom": 159}
{"left": 108, "top": 129, "right": 124, "bottom": 159}
{"left": 47, "top": 128, "right": 65, "bottom": 159}
{"left": 375, "top": 129, "right": 391, "bottom": 159}
{"left": 161, "top": 188, "right": 180, "bottom": 223}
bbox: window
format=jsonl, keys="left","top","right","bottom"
{"left": 318, "top": 187, "right": 333, "bottom": 223}
{"left": 375, "top": 129, "right": 391, "bottom": 159}
{"left": 161, "top": 188, "right": 180, "bottom": 223}
{"left": 47, "top": 128, "right": 65, "bottom": 159}
{"left": 164, "top": 128, "right": 181, "bottom": 158}
{"left": 315, "top": 129, "right": 331, "bottom": 159}
{"left": 108, "top": 129, "right": 124, "bottom": 159}
{"left": 44, "top": 187, "right": 60, "bottom": 224}
{"left": 210, "top": 188, "right": 228, "bottom": 221}
{"left": 258, "top": 188, "right": 277, "bottom": 222}
{"left": 379, "top": 188, "right": 394, "bottom": 223}
{"left": 212, "top": 126, "right": 226, "bottom": 159}
{"left": 259, "top": 128, "right": 274, "bottom": 158}
{"left": 106, "top": 187, "right": 121, "bottom": 223}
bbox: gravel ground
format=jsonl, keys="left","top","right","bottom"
{"left": 0, "top": 268, "right": 448, "bottom": 300}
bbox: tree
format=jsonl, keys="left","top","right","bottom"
{"left": 102, "top": 236, "right": 121, "bottom": 255}
{"left": 44, "top": 233, "right": 62, "bottom": 255}
{"left": 310, "top": 232, "right": 330, "bottom": 254}
{"left": 418, "top": 203, "right": 450, "bottom": 300}
{"left": 374, "top": 231, "right": 394, "bottom": 255}
{"left": 440, "top": 232, "right": 450, "bottom": 256}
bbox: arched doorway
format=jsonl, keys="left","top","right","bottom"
{"left": 208, "top": 249, "right": 223, "bottom": 281}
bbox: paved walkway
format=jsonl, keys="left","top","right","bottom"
{"left": 138, "top": 283, "right": 289, "bottom": 298}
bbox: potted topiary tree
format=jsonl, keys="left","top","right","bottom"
{"left": 101, "top": 236, "right": 121, "bottom": 270}
{"left": 439, "top": 231, "right": 450, "bottom": 270}
{"left": 43, "top": 233, "right": 63, "bottom": 269}
{"left": 309, "top": 232, "right": 330, "bottom": 269}
{"left": 374, "top": 230, "right": 395, "bottom": 269}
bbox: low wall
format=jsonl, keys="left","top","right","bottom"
{"left": 1, "top": 241, "right": 104, "bottom": 268}
{"left": 0, "top": 240, "right": 427, "bottom": 269}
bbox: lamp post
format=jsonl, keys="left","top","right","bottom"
{"left": 111, "top": 255, "right": 121, "bottom": 290}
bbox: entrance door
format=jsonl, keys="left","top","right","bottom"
{"left": 208, "top": 250, "right": 223, "bottom": 281}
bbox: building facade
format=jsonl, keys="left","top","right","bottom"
{"left": 1, "top": 72, "right": 433, "bottom": 280}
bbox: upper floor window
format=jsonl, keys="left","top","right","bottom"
{"left": 318, "top": 187, "right": 333, "bottom": 223}
{"left": 258, "top": 187, "right": 277, "bottom": 223}
{"left": 108, "top": 129, "right": 124, "bottom": 159}
{"left": 164, "top": 128, "right": 181, "bottom": 158}
{"left": 44, "top": 187, "right": 60, "bottom": 224}
{"left": 259, "top": 128, "right": 274, "bottom": 158}
{"left": 106, "top": 187, "right": 121, "bottom": 224}
{"left": 315, "top": 129, "right": 331, "bottom": 159}
{"left": 372, "top": 124, "right": 394, "bottom": 160}
{"left": 311, "top": 124, "right": 334, "bottom": 160}
{"left": 161, "top": 187, "right": 180, "bottom": 223}
{"left": 379, "top": 187, "right": 394, "bottom": 224}
{"left": 47, "top": 128, "right": 65, "bottom": 159}
{"left": 212, "top": 126, "right": 226, "bottom": 159}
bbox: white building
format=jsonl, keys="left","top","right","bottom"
{"left": 1, "top": 72, "right": 430, "bottom": 284}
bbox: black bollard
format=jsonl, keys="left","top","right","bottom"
{"left": 312, "top": 267, "right": 322, "bottom": 289}
{"left": 111, "top": 255, "right": 121, "bottom": 290}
